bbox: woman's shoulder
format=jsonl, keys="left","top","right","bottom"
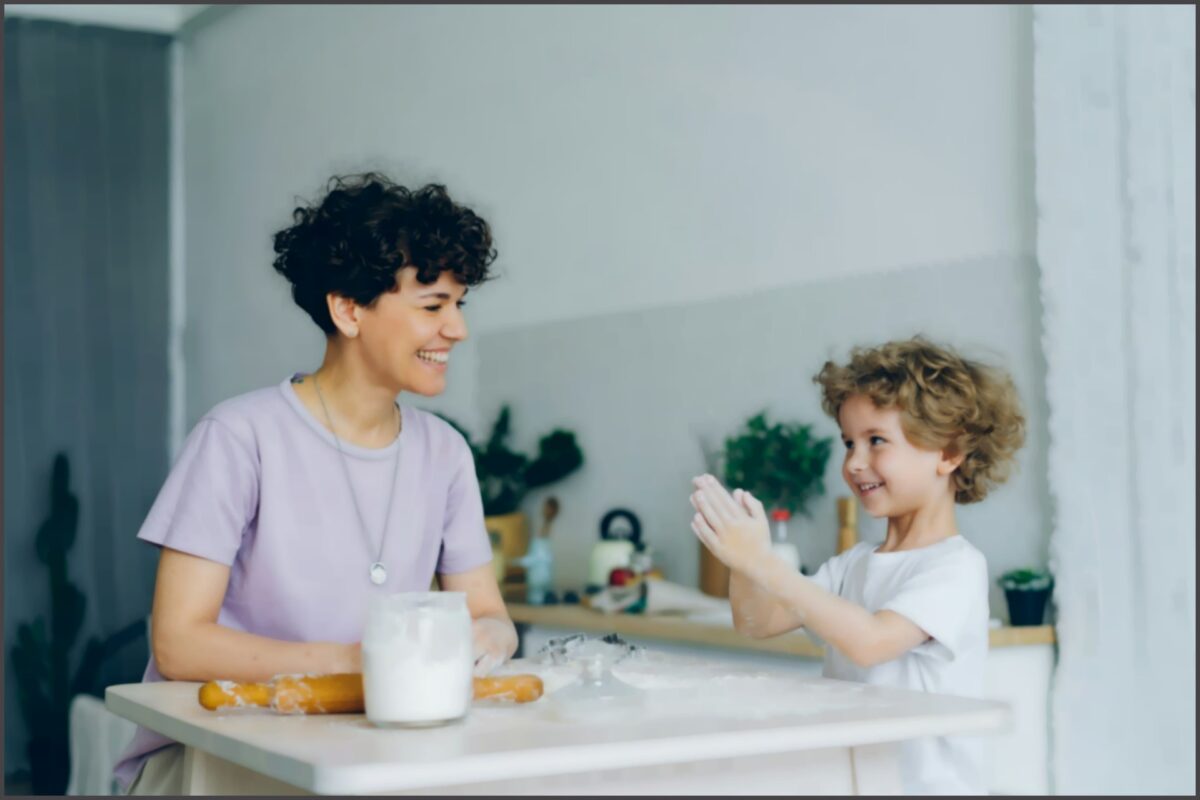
{"left": 400, "top": 407, "right": 473, "bottom": 459}
{"left": 204, "top": 382, "right": 288, "bottom": 424}
{"left": 189, "top": 380, "right": 293, "bottom": 446}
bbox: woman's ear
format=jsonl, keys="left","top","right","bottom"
{"left": 326, "top": 293, "right": 361, "bottom": 338}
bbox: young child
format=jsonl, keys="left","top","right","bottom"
{"left": 689, "top": 337, "right": 1025, "bottom": 795}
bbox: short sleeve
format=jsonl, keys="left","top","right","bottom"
{"left": 137, "top": 417, "right": 260, "bottom": 567}
{"left": 435, "top": 435, "right": 493, "bottom": 575}
{"left": 881, "top": 549, "right": 988, "bottom": 662}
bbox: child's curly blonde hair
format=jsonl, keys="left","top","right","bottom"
{"left": 813, "top": 337, "right": 1026, "bottom": 504}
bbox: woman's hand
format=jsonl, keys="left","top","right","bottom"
{"left": 438, "top": 563, "right": 518, "bottom": 676}
{"left": 689, "top": 474, "right": 772, "bottom": 573}
{"left": 471, "top": 616, "right": 517, "bottom": 677}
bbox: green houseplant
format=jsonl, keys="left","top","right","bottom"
{"left": 437, "top": 406, "right": 584, "bottom": 561}
{"left": 721, "top": 411, "right": 834, "bottom": 517}
{"left": 998, "top": 568, "right": 1054, "bottom": 626}
{"left": 9, "top": 453, "right": 147, "bottom": 795}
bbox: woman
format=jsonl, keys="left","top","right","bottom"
{"left": 114, "top": 174, "right": 518, "bottom": 794}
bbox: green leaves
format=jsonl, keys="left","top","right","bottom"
{"left": 722, "top": 411, "right": 834, "bottom": 518}
{"left": 999, "top": 568, "right": 1053, "bottom": 591}
{"left": 436, "top": 407, "right": 584, "bottom": 516}
{"left": 525, "top": 431, "right": 584, "bottom": 490}
{"left": 9, "top": 452, "right": 149, "bottom": 794}
{"left": 35, "top": 454, "right": 79, "bottom": 565}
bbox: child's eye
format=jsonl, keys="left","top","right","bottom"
{"left": 869, "top": 436, "right": 886, "bottom": 446}
{"left": 843, "top": 439, "right": 854, "bottom": 450}
{"left": 456, "top": 300, "right": 467, "bottom": 309}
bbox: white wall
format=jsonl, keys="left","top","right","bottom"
{"left": 1034, "top": 6, "right": 1195, "bottom": 794}
{"left": 179, "top": 4, "right": 1033, "bottom": 427}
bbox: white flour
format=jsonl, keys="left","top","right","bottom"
{"left": 497, "top": 649, "right": 888, "bottom": 723}
{"left": 362, "top": 594, "right": 473, "bottom": 726}
{"left": 362, "top": 647, "right": 473, "bottom": 725}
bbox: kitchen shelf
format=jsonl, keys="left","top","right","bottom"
{"left": 507, "top": 603, "right": 1056, "bottom": 658}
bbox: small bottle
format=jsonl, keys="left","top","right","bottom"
{"left": 770, "top": 509, "right": 801, "bottom": 572}
{"left": 515, "top": 538, "right": 553, "bottom": 606}
{"left": 836, "top": 497, "right": 858, "bottom": 554}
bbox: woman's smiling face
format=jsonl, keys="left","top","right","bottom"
{"left": 355, "top": 267, "right": 469, "bottom": 396}
{"left": 838, "top": 394, "right": 949, "bottom": 518}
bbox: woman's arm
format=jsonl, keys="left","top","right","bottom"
{"left": 439, "top": 563, "right": 518, "bottom": 675}
{"left": 150, "top": 548, "right": 360, "bottom": 682}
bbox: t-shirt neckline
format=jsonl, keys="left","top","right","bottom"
{"left": 279, "top": 373, "right": 404, "bottom": 461}
{"left": 870, "top": 534, "right": 962, "bottom": 557}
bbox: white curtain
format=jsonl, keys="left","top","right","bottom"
{"left": 1034, "top": 5, "right": 1195, "bottom": 794}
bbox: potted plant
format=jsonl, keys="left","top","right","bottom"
{"left": 437, "top": 406, "right": 584, "bottom": 564}
{"left": 722, "top": 411, "right": 834, "bottom": 518}
{"left": 998, "top": 568, "right": 1054, "bottom": 626}
{"left": 9, "top": 454, "right": 147, "bottom": 795}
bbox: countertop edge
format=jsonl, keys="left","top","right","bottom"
{"left": 507, "top": 604, "right": 1057, "bottom": 655}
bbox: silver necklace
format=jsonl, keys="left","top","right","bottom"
{"left": 313, "top": 373, "right": 401, "bottom": 586}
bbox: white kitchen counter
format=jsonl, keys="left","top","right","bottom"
{"left": 106, "top": 653, "right": 1009, "bottom": 795}
{"left": 514, "top": 611, "right": 1054, "bottom": 794}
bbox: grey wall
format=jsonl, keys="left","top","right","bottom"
{"left": 178, "top": 4, "right": 1034, "bottom": 440}
{"left": 177, "top": 2, "right": 1043, "bottom": 615}
{"left": 3, "top": 19, "right": 170, "bottom": 777}
{"left": 477, "top": 255, "right": 1050, "bottom": 617}
{"left": 172, "top": 2, "right": 1045, "bottom": 613}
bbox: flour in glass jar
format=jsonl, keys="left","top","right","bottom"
{"left": 361, "top": 592, "right": 474, "bottom": 727}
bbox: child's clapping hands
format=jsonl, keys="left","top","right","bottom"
{"left": 689, "top": 474, "right": 773, "bottom": 574}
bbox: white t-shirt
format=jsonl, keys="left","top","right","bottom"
{"left": 807, "top": 536, "right": 990, "bottom": 795}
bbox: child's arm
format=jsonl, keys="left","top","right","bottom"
{"left": 691, "top": 475, "right": 930, "bottom": 667}
{"left": 728, "top": 566, "right": 807, "bottom": 638}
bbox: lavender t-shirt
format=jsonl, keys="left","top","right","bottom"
{"left": 112, "top": 375, "right": 492, "bottom": 790}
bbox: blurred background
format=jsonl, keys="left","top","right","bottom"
{"left": 3, "top": 3, "right": 1194, "bottom": 795}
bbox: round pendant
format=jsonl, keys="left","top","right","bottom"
{"left": 369, "top": 562, "right": 388, "bottom": 585}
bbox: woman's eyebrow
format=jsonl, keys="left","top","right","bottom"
{"left": 416, "top": 287, "right": 469, "bottom": 300}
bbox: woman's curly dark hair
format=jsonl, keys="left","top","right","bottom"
{"left": 272, "top": 173, "right": 497, "bottom": 334}
{"left": 814, "top": 337, "right": 1026, "bottom": 504}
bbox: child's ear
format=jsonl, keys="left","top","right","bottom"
{"left": 937, "top": 447, "right": 966, "bottom": 477}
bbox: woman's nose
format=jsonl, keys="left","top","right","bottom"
{"left": 443, "top": 312, "right": 468, "bottom": 342}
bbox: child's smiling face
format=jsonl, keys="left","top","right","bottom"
{"left": 837, "top": 394, "right": 958, "bottom": 518}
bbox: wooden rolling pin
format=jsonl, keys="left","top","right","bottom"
{"left": 198, "top": 672, "right": 543, "bottom": 714}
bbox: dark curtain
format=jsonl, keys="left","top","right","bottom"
{"left": 4, "top": 17, "right": 171, "bottom": 782}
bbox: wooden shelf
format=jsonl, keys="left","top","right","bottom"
{"left": 507, "top": 603, "right": 1055, "bottom": 658}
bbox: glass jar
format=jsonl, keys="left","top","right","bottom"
{"left": 362, "top": 591, "right": 473, "bottom": 728}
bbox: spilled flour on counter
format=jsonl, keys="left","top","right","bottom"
{"left": 492, "top": 645, "right": 891, "bottom": 724}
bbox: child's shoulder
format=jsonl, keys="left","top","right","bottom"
{"left": 927, "top": 535, "right": 987, "bottom": 567}
{"left": 908, "top": 536, "right": 989, "bottom": 588}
